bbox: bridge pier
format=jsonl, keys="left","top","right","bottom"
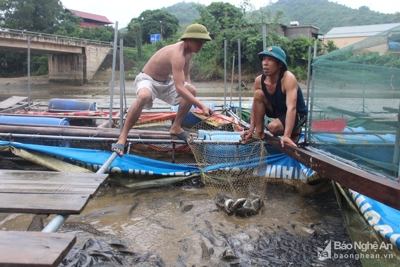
{"left": 49, "top": 45, "right": 112, "bottom": 86}
{"left": 49, "top": 54, "right": 85, "bottom": 86}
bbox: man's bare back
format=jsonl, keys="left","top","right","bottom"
{"left": 142, "top": 42, "right": 193, "bottom": 82}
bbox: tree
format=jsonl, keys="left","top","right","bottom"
{"left": 134, "top": 9, "right": 179, "bottom": 44}
{"left": 195, "top": 2, "right": 246, "bottom": 33}
{"left": 50, "top": 10, "right": 82, "bottom": 37}
{"left": 0, "top": 0, "right": 64, "bottom": 32}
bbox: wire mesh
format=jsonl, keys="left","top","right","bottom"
{"left": 188, "top": 118, "right": 269, "bottom": 217}
{"left": 310, "top": 25, "right": 400, "bottom": 178}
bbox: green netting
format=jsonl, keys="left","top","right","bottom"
{"left": 309, "top": 25, "right": 400, "bottom": 179}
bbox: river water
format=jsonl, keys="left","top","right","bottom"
{"left": 0, "top": 77, "right": 361, "bottom": 266}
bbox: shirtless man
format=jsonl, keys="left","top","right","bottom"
{"left": 241, "top": 46, "right": 308, "bottom": 147}
{"left": 112, "top": 23, "right": 214, "bottom": 156}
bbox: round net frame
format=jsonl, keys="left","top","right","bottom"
{"left": 188, "top": 115, "right": 269, "bottom": 216}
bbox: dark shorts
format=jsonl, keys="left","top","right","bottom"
{"left": 272, "top": 112, "right": 307, "bottom": 130}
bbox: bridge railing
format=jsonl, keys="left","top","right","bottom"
{"left": 0, "top": 27, "right": 113, "bottom": 47}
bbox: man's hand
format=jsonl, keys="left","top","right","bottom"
{"left": 202, "top": 106, "right": 214, "bottom": 117}
{"left": 241, "top": 129, "right": 253, "bottom": 144}
{"left": 280, "top": 136, "right": 297, "bottom": 148}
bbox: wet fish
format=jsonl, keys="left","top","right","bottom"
{"left": 128, "top": 198, "right": 140, "bottom": 216}
{"left": 219, "top": 248, "right": 239, "bottom": 262}
{"left": 224, "top": 198, "right": 234, "bottom": 214}
{"left": 62, "top": 222, "right": 106, "bottom": 236}
{"left": 200, "top": 238, "right": 211, "bottom": 260}
{"left": 147, "top": 218, "right": 175, "bottom": 230}
{"left": 181, "top": 204, "right": 194, "bottom": 213}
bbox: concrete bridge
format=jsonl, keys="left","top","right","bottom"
{"left": 0, "top": 28, "right": 114, "bottom": 85}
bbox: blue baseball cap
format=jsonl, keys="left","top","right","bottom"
{"left": 258, "top": 46, "right": 287, "bottom": 70}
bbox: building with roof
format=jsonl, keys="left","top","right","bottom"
{"left": 323, "top": 23, "right": 400, "bottom": 48}
{"left": 284, "top": 23, "right": 320, "bottom": 40}
{"left": 66, "top": 9, "right": 113, "bottom": 28}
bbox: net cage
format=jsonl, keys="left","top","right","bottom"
{"left": 188, "top": 119, "right": 269, "bottom": 217}
{"left": 309, "top": 25, "right": 400, "bottom": 179}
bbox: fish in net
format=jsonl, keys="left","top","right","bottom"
{"left": 187, "top": 112, "right": 269, "bottom": 217}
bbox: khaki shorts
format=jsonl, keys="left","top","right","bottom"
{"left": 134, "top": 72, "right": 190, "bottom": 109}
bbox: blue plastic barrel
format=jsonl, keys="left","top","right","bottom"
{"left": 0, "top": 116, "right": 70, "bottom": 126}
{"left": 313, "top": 131, "right": 396, "bottom": 165}
{"left": 198, "top": 130, "right": 241, "bottom": 141}
{"left": 343, "top": 126, "right": 367, "bottom": 133}
{"left": 48, "top": 98, "right": 97, "bottom": 111}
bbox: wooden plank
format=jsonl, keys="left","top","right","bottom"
{"left": 0, "top": 96, "right": 27, "bottom": 109}
{"left": 0, "top": 171, "right": 108, "bottom": 214}
{"left": 264, "top": 135, "right": 400, "bottom": 210}
{"left": 0, "top": 231, "right": 76, "bottom": 267}
{"left": 0, "top": 170, "right": 108, "bottom": 183}
{"left": 0, "top": 193, "right": 90, "bottom": 214}
{"left": 0, "top": 178, "right": 105, "bottom": 186}
{"left": 0, "top": 171, "right": 108, "bottom": 196}
{"left": 0, "top": 183, "right": 97, "bottom": 194}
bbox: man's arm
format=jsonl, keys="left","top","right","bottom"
{"left": 281, "top": 72, "right": 299, "bottom": 146}
{"left": 171, "top": 54, "right": 207, "bottom": 111}
{"left": 241, "top": 75, "right": 262, "bottom": 141}
{"left": 249, "top": 75, "right": 263, "bottom": 131}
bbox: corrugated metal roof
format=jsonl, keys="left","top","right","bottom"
{"left": 324, "top": 23, "right": 400, "bottom": 38}
{"left": 66, "top": 8, "right": 113, "bottom": 24}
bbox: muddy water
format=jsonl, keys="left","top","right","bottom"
{"left": 0, "top": 77, "right": 361, "bottom": 266}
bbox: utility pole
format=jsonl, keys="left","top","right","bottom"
{"left": 160, "top": 21, "right": 163, "bottom": 41}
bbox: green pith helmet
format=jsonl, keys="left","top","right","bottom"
{"left": 258, "top": 46, "right": 288, "bottom": 71}
{"left": 180, "top": 23, "right": 212, "bottom": 41}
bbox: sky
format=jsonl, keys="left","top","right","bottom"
{"left": 60, "top": 0, "right": 399, "bottom": 29}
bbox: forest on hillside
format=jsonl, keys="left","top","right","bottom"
{"left": 164, "top": 0, "right": 400, "bottom": 33}
{"left": 0, "top": 0, "right": 399, "bottom": 81}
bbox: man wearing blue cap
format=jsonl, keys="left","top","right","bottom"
{"left": 241, "top": 46, "right": 308, "bottom": 147}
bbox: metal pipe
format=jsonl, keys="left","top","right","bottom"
{"left": 238, "top": 38, "right": 242, "bottom": 120}
{"left": 308, "top": 49, "right": 316, "bottom": 143}
{"left": 108, "top": 21, "right": 118, "bottom": 128}
{"left": 393, "top": 102, "right": 400, "bottom": 179}
{"left": 119, "top": 38, "right": 124, "bottom": 133}
{"left": 262, "top": 25, "right": 266, "bottom": 50}
{"left": 230, "top": 56, "right": 235, "bottom": 106}
{"left": 305, "top": 46, "right": 312, "bottom": 143}
{"left": 224, "top": 39, "right": 227, "bottom": 108}
{"left": 97, "top": 152, "right": 118, "bottom": 174}
{"left": 41, "top": 214, "right": 69, "bottom": 233}
{"left": 0, "top": 133, "right": 244, "bottom": 144}
{"left": 27, "top": 36, "right": 31, "bottom": 108}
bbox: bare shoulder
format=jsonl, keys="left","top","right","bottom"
{"left": 254, "top": 74, "right": 263, "bottom": 90}
{"left": 282, "top": 70, "right": 298, "bottom": 93}
{"left": 282, "top": 70, "right": 297, "bottom": 81}
{"left": 157, "top": 42, "right": 180, "bottom": 54}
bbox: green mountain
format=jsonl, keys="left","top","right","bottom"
{"left": 162, "top": 0, "right": 400, "bottom": 34}
{"left": 266, "top": 0, "right": 400, "bottom": 33}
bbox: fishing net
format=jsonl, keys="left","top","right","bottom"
{"left": 188, "top": 111, "right": 269, "bottom": 217}
{"left": 309, "top": 25, "right": 400, "bottom": 179}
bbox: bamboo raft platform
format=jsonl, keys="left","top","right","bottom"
{"left": 0, "top": 170, "right": 108, "bottom": 266}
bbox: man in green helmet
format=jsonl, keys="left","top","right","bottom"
{"left": 241, "top": 46, "right": 308, "bottom": 147}
{"left": 112, "top": 23, "right": 214, "bottom": 156}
